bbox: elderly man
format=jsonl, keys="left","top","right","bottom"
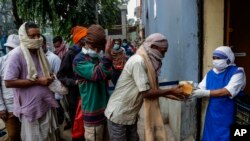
{"left": 4, "top": 22, "right": 59, "bottom": 141}
{"left": 0, "top": 34, "right": 21, "bottom": 141}
{"left": 191, "top": 46, "right": 246, "bottom": 141}
{"left": 73, "top": 24, "right": 113, "bottom": 141}
{"left": 105, "top": 33, "right": 186, "bottom": 141}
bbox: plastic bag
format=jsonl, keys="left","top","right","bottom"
{"left": 49, "top": 76, "right": 68, "bottom": 95}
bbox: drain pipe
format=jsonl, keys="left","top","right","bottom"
{"left": 196, "top": 0, "right": 204, "bottom": 140}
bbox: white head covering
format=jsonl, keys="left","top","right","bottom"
{"left": 19, "top": 22, "right": 50, "bottom": 81}
{"left": 144, "top": 33, "right": 168, "bottom": 48}
{"left": 213, "top": 46, "right": 235, "bottom": 65}
{"left": 4, "top": 34, "right": 20, "bottom": 48}
{"left": 19, "top": 22, "right": 43, "bottom": 49}
{"left": 143, "top": 33, "right": 168, "bottom": 75}
{"left": 143, "top": 33, "right": 168, "bottom": 58}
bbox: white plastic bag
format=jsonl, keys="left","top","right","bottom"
{"left": 49, "top": 75, "right": 68, "bottom": 95}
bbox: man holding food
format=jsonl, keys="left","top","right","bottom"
{"left": 105, "top": 33, "right": 188, "bottom": 141}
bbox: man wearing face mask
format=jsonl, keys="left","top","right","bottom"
{"left": 57, "top": 26, "right": 87, "bottom": 141}
{"left": 110, "top": 39, "right": 127, "bottom": 85}
{"left": 105, "top": 33, "right": 186, "bottom": 141}
{"left": 4, "top": 22, "right": 59, "bottom": 141}
{"left": 122, "top": 39, "right": 134, "bottom": 57}
{"left": 191, "top": 46, "right": 246, "bottom": 141}
{"left": 73, "top": 24, "right": 113, "bottom": 141}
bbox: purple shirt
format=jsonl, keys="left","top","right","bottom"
{"left": 4, "top": 47, "right": 58, "bottom": 122}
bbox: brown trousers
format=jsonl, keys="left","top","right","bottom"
{"left": 4, "top": 115, "right": 21, "bottom": 141}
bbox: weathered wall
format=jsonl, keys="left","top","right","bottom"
{"left": 142, "top": 0, "right": 199, "bottom": 140}
{"left": 201, "top": 0, "right": 224, "bottom": 139}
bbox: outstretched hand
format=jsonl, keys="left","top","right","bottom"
{"left": 164, "top": 85, "right": 189, "bottom": 101}
{"left": 105, "top": 37, "right": 114, "bottom": 55}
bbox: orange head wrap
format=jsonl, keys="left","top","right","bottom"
{"left": 71, "top": 26, "right": 88, "bottom": 44}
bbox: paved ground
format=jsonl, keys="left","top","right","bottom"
{"left": 137, "top": 107, "right": 176, "bottom": 141}
{"left": 0, "top": 119, "right": 72, "bottom": 141}
{"left": 0, "top": 111, "right": 177, "bottom": 141}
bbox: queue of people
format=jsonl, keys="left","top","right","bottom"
{"left": 0, "top": 21, "right": 246, "bottom": 141}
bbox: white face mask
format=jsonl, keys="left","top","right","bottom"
{"left": 84, "top": 44, "right": 103, "bottom": 58}
{"left": 212, "top": 59, "right": 228, "bottom": 71}
{"left": 87, "top": 48, "right": 98, "bottom": 58}
{"left": 98, "top": 50, "right": 104, "bottom": 58}
{"left": 113, "top": 44, "right": 120, "bottom": 50}
{"left": 86, "top": 48, "right": 104, "bottom": 58}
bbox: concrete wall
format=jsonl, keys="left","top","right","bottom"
{"left": 143, "top": 0, "right": 200, "bottom": 86}
{"left": 203, "top": 0, "right": 224, "bottom": 74}
{"left": 107, "top": 5, "right": 127, "bottom": 40}
{"left": 142, "top": 0, "right": 199, "bottom": 140}
{"left": 201, "top": 0, "right": 224, "bottom": 139}
{"left": 120, "top": 5, "right": 127, "bottom": 39}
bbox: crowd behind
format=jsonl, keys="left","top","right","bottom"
{"left": 0, "top": 21, "right": 246, "bottom": 141}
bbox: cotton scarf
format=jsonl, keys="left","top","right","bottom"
{"left": 19, "top": 22, "right": 50, "bottom": 81}
{"left": 137, "top": 47, "right": 167, "bottom": 141}
{"left": 111, "top": 49, "right": 127, "bottom": 70}
{"left": 137, "top": 33, "right": 168, "bottom": 141}
{"left": 55, "top": 42, "right": 68, "bottom": 59}
{"left": 143, "top": 33, "right": 168, "bottom": 75}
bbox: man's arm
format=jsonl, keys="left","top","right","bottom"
{"left": 73, "top": 38, "right": 114, "bottom": 82}
{"left": 141, "top": 85, "right": 186, "bottom": 100}
{"left": 73, "top": 55, "right": 113, "bottom": 82}
{"left": 5, "top": 76, "right": 53, "bottom": 88}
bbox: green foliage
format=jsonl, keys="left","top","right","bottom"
{"left": 14, "top": 0, "right": 121, "bottom": 40}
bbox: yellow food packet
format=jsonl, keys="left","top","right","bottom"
{"left": 179, "top": 81, "right": 194, "bottom": 95}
